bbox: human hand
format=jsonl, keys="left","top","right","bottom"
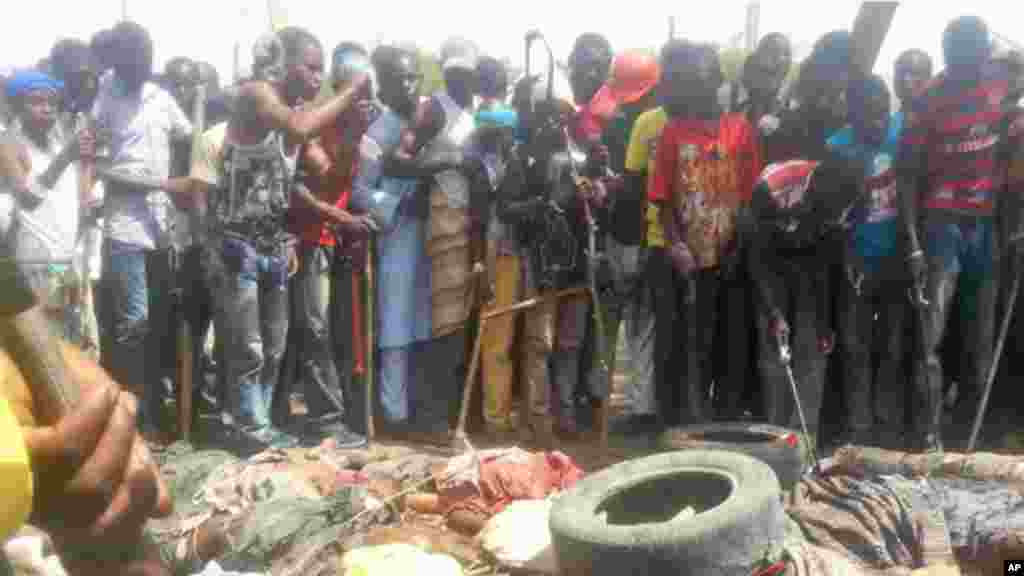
{"left": 18, "top": 346, "right": 171, "bottom": 549}
{"left": 331, "top": 208, "right": 378, "bottom": 236}
{"left": 76, "top": 127, "right": 97, "bottom": 161}
{"left": 818, "top": 332, "right": 835, "bottom": 355}
{"left": 906, "top": 249, "right": 927, "bottom": 307}
{"left": 769, "top": 310, "right": 790, "bottom": 355}
{"left": 288, "top": 246, "right": 300, "bottom": 277}
{"left": 668, "top": 242, "right": 697, "bottom": 276}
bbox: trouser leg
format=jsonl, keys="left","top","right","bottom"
{"left": 789, "top": 263, "right": 827, "bottom": 436}
{"left": 916, "top": 221, "right": 961, "bottom": 446}
{"left": 648, "top": 248, "right": 684, "bottom": 426}
{"left": 957, "top": 223, "right": 997, "bottom": 443}
{"left": 331, "top": 257, "right": 361, "bottom": 433}
{"left": 712, "top": 271, "right": 750, "bottom": 420}
{"left": 415, "top": 330, "right": 464, "bottom": 433}
{"left": 220, "top": 260, "right": 268, "bottom": 428}
{"left": 756, "top": 267, "right": 792, "bottom": 429}
{"left": 379, "top": 345, "right": 411, "bottom": 423}
{"left": 554, "top": 294, "right": 588, "bottom": 425}
{"left": 297, "top": 245, "right": 346, "bottom": 421}
{"left": 481, "top": 253, "right": 520, "bottom": 429}
{"left": 258, "top": 253, "right": 290, "bottom": 425}
{"left": 875, "top": 274, "right": 909, "bottom": 441}
{"left": 625, "top": 265, "right": 657, "bottom": 416}
{"left": 101, "top": 243, "right": 151, "bottom": 426}
{"left": 840, "top": 265, "right": 874, "bottom": 441}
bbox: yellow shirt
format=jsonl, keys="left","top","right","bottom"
{"left": 625, "top": 107, "right": 669, "bottom": 248}
{"left": 0, "top": 394, "right": 33, "bottom": 541}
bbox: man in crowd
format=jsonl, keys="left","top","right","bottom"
{"left": 755, "top": 31, "right": 852, "bottom": 451}
{"left": 0, "top": 70, "right": 93, "bottom": 348}
{"left": 187, "top": 27, "right": 371, "bottom": 452}
{"left": 47, "top": 39, "right": 104, "bottom": 359}
{"left": 91, "top": 22, "right": 192, "bottom": 439}
{"left": 591, "top": 50, "right": 660, "bottom": 434}
{"left": 288, "top": 41, "right": 376, "bottom": 448}
{"left": 827, "top": 73, "right": 908, "bottom": 448}
{"left": 352, "top": 45, "right": 430, "bottom": 436}
{"left": 409, "top": 38, "right": 481, "bottom": 443}
{"left": 649, "top": 41, "right": 761, "bottom": 427}
{"left": 720, "top": 33, "right": 792, "bottom": 126}
{"left": 476, "top": 55, "right": 523, "bottom": 437}
{"left": 898, "top": 16, "right": 1023, "bottom": 452}
{"left": 506, "top": 70, "right": 590, "bottom": 443}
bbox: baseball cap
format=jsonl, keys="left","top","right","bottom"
{"left": 440, "top": 37, "right": 480, "bottom": 72}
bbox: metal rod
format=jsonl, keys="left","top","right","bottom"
{"left": 967, "top": 269, "right": 1020, "bottom": 451}
{"left": 780, "top": 344, "right": 819, "bottom": 472}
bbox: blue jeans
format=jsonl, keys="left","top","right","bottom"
{"left": 100, "top": 240, "right": 175, "bottom": 429}
{"left": 915, "top": 214, "right": 997, "bottom": 441}
{"left": 211, "top": 237, "right": 290, "bottom": 429}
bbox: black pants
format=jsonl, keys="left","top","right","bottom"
{"left": 839, "top": 256, "right": 909, "bottom": 442}
{"left": 415, "top": 329, "right": 466, "bottom": 433}
{"left": 754, "top": 256, "right": 829, "bottom": 435}
{"left": 648, "top": 249, "right": 716, "bottom": 426}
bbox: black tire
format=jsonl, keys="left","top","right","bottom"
{"left": 550, "top": 450, "right": 786, "bottom": 576}
{"left": 657, "top": 422, "right": 805, "bottom": 490}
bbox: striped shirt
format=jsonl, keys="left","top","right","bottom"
{"left": 899, "top": 61, "right": 1022, "bottom": 215}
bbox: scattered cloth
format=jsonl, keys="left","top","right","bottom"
{"left": 784, "top": 474, "right": 953, "bottom": 572}
{"left": 833, "top": 446, "right": 1024, "bottom": 485}
{"left": 476, "top": 499, "right": 558, "bottom": 575}
{"left": 436, "top": 448, "right": 584, "bottom": 519}
{"left": 339, "top": 544, "right": 464, "bottom": 576}
{"left": 150, "top": 444, "right": 374, "bottom": 575}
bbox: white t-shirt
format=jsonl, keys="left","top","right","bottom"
{"left": 5, "top": 126, "right": 80, "bottom": 263}
{"left": 92, "top": 74, "right": 192, "bottom": 249}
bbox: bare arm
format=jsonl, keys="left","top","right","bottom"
{"left": 240, "top": 76, "right": 369, "bottom": 143}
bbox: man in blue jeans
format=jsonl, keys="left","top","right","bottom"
{"left": 92, "top": 22, "right": 192, "bottom": 438}
{"left": 186, "top": 28, "right": 371, "bottom": 452}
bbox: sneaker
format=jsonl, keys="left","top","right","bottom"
{"left": 306, "top": 418, "right": 367, "bottom": 449}
{"left": 235, "top": 424, "right": 300, "bottom": 453}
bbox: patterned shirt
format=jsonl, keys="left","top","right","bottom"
{"left": 899, "top": 61, "right": 1023, "bottom": 215}
{"left": 649, "top": 114, "right": 761, "bottom": 269}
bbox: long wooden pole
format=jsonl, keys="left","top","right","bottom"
{"left": 365, "top": 237, "right": 376, "bottom": 444}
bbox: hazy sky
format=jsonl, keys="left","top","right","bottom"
{"left": 2, "top": 1, "right": 1020, "bottom": 85}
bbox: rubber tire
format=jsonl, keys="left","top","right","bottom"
{"left": 657, "top": 422, "right": 805, "bottom": 490}
{"left": 549, "top": 450, "right": 786, "bottom": 576}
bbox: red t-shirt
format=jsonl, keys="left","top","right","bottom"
{"left": 649, "top": 113, "right": 762, "bottom": 269}
{"left": 290, "top": 120, "right": 360, "bottom": 247}
{"left": 899, "top": 61, "right": 1023, "bottom": 215}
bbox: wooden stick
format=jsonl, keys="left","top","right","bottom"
{"left": 452, "top": 285, "right": 590, "bottom": 446}
{"left": 176, "top": 320, "right": 194, "bottom": 442}
{"left": 365, "top": 237, "right": 376, "bottom": 444}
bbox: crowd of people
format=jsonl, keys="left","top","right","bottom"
{"left": 1, "top": 15, "right": 1023, "bottom": 495}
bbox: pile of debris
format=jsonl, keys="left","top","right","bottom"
{"left": 127, "top": 440, "right": 587, "bottom": 576}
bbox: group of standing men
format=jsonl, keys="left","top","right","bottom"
{"left": 1, "top": 14, "right": 1021, "bottom": 458}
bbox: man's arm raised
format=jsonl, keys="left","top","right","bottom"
{"left": 240, "top": 75, "right": 370, "bottom": 142}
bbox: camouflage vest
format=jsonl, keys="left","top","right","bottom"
{"left": 213, "top": 131, "right": 298, "bottom": 250}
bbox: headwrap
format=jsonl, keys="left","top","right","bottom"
{"left": 5, "top": 70, "right": 63, "bottom": 100}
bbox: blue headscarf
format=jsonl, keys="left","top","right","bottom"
{"left": 5, "top": 70, "right": 63, "bottom": 100}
